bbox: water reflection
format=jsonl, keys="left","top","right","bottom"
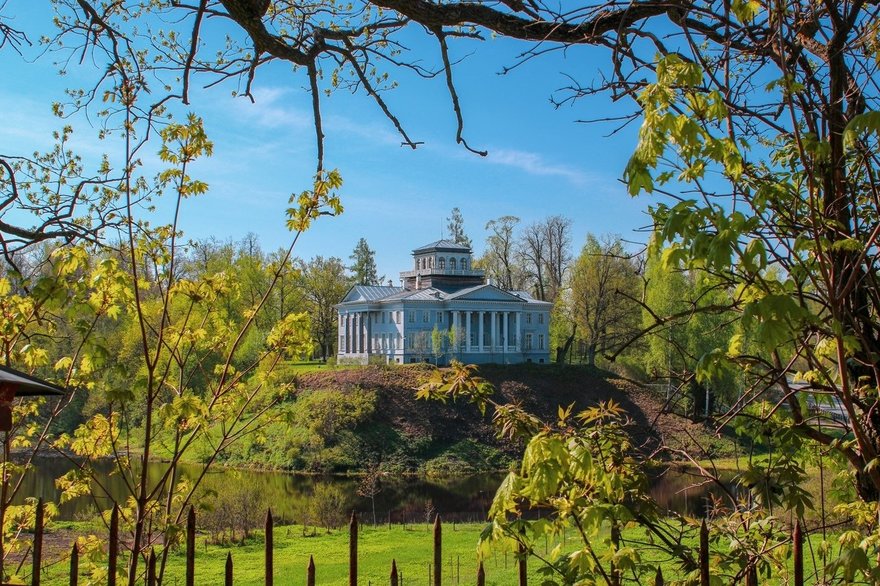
{"left": 648, "top": 465, "right": 739, "bottom": 517}
{"left": 12, "top": 457, "right": 736, "bottom": 521}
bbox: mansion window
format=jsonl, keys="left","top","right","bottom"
{"left": 524, "top": 333, "right": 533, "bottom": 351}
{"left": 437, "top": 312, "right": 443, "bottom": 323}
{"left": 450, "top": 258, "right": 457, "bottom": 270}
{"left": 526, "top": 313, "right": 532, "bottom": 325}
{"left": 538, "top": 313, "right": 544, "bottom": 324}
{"left": 538, "top": 334, "right": 545, "bottom": 350}
{"left": 409, "top": 311, "right": 415, "bottom": 323}
{"left": 438, "top": 257, "right": 446, "bottom": 269}
{"left": 423, "top": 311, "right": 429, "bottom": 323}
{"left": 460, "top": 257, "right": 467, "bottom": 270}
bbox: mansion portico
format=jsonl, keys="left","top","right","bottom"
{"left": 336, "top": 240, "right": 551, "bottom": 365}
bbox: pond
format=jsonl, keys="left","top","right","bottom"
{"left": 11, "top": 457, "right": 737, "bottom": 522}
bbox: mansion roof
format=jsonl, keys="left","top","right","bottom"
{"left": 338, "top": 283, "right": 550, "bottom": 307}
{"left": 338, "top": 240, "right": 550, "bottom": 310}
{"left": 411, "top": 239, "right": 471, "bottom": 254}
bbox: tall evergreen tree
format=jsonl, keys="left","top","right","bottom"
{"left": 349, "top": 237, "right": 383, "bottom": 285}
{"left": 445, "top": 207, "right": 472, "bottom": 248}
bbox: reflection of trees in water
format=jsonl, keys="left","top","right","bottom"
{"left": 20, "top": 457, "right": 728, "bottom": 521}
{"left": 649, "top": 467, "right": 739, "bottom": 518}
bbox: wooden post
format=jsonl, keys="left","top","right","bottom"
{"left": 433, "top": 515, "right": 441, "bottom": 586}
{"left": 225, "top": 553, "right": 233, "bottom": 586}
{"left": 186, "top": 506, "right": 196, "bottom": 586}
{"left": 699, "top": 519, "right": 709, "bottom": 586}
{"left": 108, "top": 506, "right": 118, "bottom": 586}
{"left": 349, "top": 511, "right": 358, "bottom": 586}
{"left": 69, "top": 543, "right": 78, "bottom": 586}
{"left": 307, "top": 555, "right": 316, "bottom": 586}
{"left": 793, "top": 520, "right": 803, "bottom": 586}
{"left": 265, "top": 509, "right": 274, "bottom": 586}
{"left": 654, "top": 566, "right": 663, "bottom": 586}
{"left": 147, "top": 549, "right": 156, "bottom": 586}
{"left": 390, "top": 559, "right": 398, "bottom": 586}
{"left": 477, "top": 561, "right": 485, "bottom": 586}
{"left": 32, "top": 497, "right": 43, "bottom": 586}
{"left": 518, "top": 540, "right": 527, "bottom": 586}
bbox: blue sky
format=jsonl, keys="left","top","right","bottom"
{"left": 1, "top": 4, "right": 653, "bottom": 280}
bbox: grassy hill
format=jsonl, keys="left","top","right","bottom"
{"left": 217, "top": 363, "right": 732, "bottom": 474}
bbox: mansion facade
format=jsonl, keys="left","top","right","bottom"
{"left": 336, "top": 240, "right": 551, "bottom": 365}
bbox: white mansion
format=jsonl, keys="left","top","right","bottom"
{"left": 336, "top": 240, "right": 552, "bottom": 365}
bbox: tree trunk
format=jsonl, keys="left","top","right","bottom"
{"left": 586, "top": 342, "right": 596, "bottom": 367}
{"left": 556, "top": 325, "right": 576, "bottom": 364}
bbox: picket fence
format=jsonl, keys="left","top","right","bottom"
{"left": 5, "top": 499, "right": 806, "bottom": 586}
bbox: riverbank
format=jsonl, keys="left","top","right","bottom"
{"left": 196, "top": 363, "right": 737, "bottom": 475}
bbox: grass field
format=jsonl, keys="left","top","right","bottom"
{"left": 39, "top": 523, "right": 543, "bottom": 586}
{"left": 30, "top": 520, "right": 841, "bottom": 586}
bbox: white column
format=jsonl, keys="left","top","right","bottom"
{"left": 490, "top": 312, "right": 497, "bottom": 350}
{"left": 502, "top": 311, "right": 508, "bottom": 351}
{"left": 515, "top": 312, "right": 521, "bottom": 351}
{"left": 366, "top": 311, "right": 372, "bottom": 355}
{"left": 465, "top": 311, "right": 472, "bottom": 353}
{"left": 452, "top": 310, "right": 459, "bottom": 351}
{"left": 478, "top": 312, "right": 485, "bottom": 352}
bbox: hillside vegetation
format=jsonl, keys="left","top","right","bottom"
{"left": 214, "top": 363, "right": 729, "bottom": 474}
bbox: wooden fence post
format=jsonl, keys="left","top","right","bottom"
{"left": 32, "top": 497, "right": 43, "bottom": 586}
{"left": 793, "top": 520, "right": 803, "bottom": 586}
{"left": 390, "top": 559, "right": 398, "bottom": 586}
{"left": 518, "top": 540, "right": 527, "bottom": 586}
{"left": 225, "top": 553, "right": 233, "bottom": 586}
{"left": 654, "top": 566, "right": 663, "bottom": 586}
{"left": 147, "top": 549, "right": 156, "bottom": 586}
{"left": 108, "top": 505, "right": 118, "bottom": 586}
{"left": 699, "top": 519, "right": 709, "bottom": 586}
{"left": 265, "top": 509, "right": 273, "bottom": 586}
{"left": 350, "top": 511, "right": 358, "bottom": 586}
{"left": 307, "top": 555, "right": 316, "bottom": 586}
{"left": 186, "top": 506, "right": 195, "bottom": 586}
{"left": 69, "top": 543, "right": 78, "bottom": 586}
{"left": 477, "top": 560, "right": 485, "bottom": 586}
{"left": 433, "top": 515, "right": 441, "bottom": 586}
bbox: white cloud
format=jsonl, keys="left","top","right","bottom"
{"left": 228, "top": 86, "right": 314, "bottom": 130}
{"left": 486, "top": 148, "right": 588, "bottom": 185}
{"left": 228, "top": 86, "right": 402, "bottom": 147}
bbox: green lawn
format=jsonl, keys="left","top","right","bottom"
{"left": 38, "top": 523, "right": 535, "bottom": 586}
{"left": 33, "top": 521, "right": 842, "bottom": 586}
